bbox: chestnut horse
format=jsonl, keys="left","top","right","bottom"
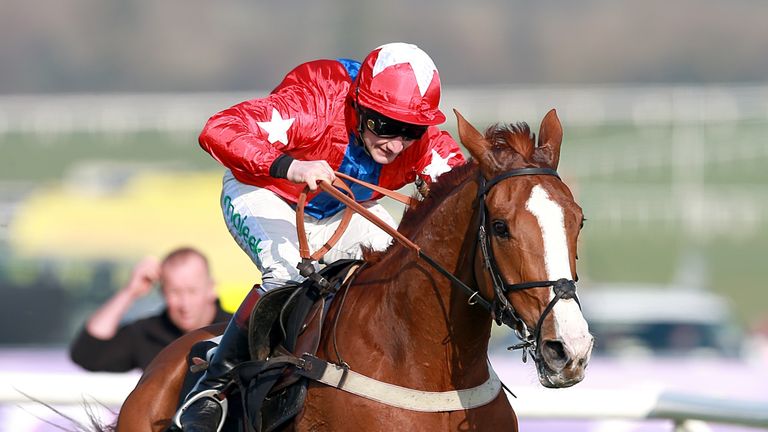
{"left": 115, "top": 110, "right": 593, "bottom": 431}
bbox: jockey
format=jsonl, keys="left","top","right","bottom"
{"left": 175, "top": 42, "right": 465, "bottom": 431}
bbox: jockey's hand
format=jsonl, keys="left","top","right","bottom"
{"left": 286, "top": 160, "right": 336, "bottom": 191}
{"left": 124, "top": 257, "right": 160, "bottom": 299}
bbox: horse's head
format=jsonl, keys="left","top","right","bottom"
{"left": 455, "top": 109, "right": 593, "bottom": 388}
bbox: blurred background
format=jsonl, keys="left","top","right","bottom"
{"left": 2, "top": 0, "right": 768, "bottom": 431}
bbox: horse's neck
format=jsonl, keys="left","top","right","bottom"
{"left": 349, "top": 172, "right": 492, "bottom": 383}
{"left": 410, "top": 174, "right": 491, "bottom": 354}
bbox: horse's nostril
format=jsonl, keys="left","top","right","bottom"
{"left": 542, "top": 340, "right": 569, "bottom": 371}
{"left": 544, "top": 340, "right": 567, "bottom": 359}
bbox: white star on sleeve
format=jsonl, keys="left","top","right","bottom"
{"left": 256, "top": 108, "right": 295, "bottom": 146}
{"left": 421, "top": 150, "right": 457, "bottom": 182}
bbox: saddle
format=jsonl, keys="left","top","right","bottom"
{"left": 183, "top": 259, "right": 362, "bottom": 432}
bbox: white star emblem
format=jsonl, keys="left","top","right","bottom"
{"left": 257, "top": 108, "right": 294, "bottom": 145}
{"left": 373, "top": 43, "right": 437, "bottom": 97}
{"left": 422, "top": 150, "right": 457, "bottom": 182}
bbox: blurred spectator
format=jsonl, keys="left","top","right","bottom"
{"left": 69, "top": 247, "right": 231, "bottom": 372}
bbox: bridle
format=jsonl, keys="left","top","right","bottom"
{"left": 473, "top": 167, "right": 580, "bottom": 362}
{"left": 296, "top": 166, "right": 580, "bottom": 364}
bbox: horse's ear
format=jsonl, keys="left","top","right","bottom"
{"left": 454, "top": 109, "right": 489, "bottom": 161}
{"left": 536, "top": 109, "right": 563, "bottom": 169}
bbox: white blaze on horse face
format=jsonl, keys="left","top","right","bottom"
{"left": 525, "top": 185, "right": 592, "bottom": 357}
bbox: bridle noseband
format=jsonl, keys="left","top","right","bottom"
{"left": 474, "top": 167, "right": 580, "bottom": 363}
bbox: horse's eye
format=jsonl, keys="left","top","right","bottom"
{"left": 491, "top": 220, "right": 510, "bottom": 238}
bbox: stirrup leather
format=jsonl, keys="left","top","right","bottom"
{"left": 172, "top": 389, "right": 228, "bottom": 432}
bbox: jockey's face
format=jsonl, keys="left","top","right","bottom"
{"left": 160, "top": 255, "right": 218, "bottom": 333}
{"left": 362, "top": 127, "right": 416, "bottom": 164}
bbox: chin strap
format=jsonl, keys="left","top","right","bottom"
{"left": 352, "top": 89, "right": 370, "bottom": 156}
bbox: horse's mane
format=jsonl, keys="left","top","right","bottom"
{"left": 361, "top": 122, "right": 535, "bottom": 263}
{"left": 361, "top": 161, "right": 476, "bottom": 263}
{"left": 399, "top": 161, "right": 477, "bottom": 237}
{"left": 399, "top": 122, "right": 535, "bottom": 232}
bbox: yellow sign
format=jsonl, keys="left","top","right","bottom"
{"left": 9, "top": 170, "right": 259, "bottom": 311}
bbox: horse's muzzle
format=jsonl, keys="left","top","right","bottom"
{"left": 537, "top": 335, "right": 594, "bottom": 388}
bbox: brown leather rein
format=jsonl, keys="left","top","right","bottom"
{"left": 294, "top": 168, "right": 581, "bottom": 371}
{"left": 295, "top": 172, "right": 421, "bottom": 263}
{"left": 294, "top": 167, "right": 578, "bottom": 340}
{"left": 293, "top": 171, "right": 497, "bottom": 312}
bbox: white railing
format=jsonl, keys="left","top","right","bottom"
{"left": 1, "top": 371, "right": 766, "bottom": 431}
{"left": 510, "top": 386, "right": 768, "bottom": 432}
{"left": 2, "top": 84, "right": 768, "bottom": 135}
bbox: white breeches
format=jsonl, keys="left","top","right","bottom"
{"left": 220, "top": 170, "right": 396, "bottom": 291}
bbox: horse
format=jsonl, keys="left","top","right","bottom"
{"left": 114, "top": 109, "right": 593, "bottom": 431}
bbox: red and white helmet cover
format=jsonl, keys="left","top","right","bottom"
{"left": 351, "top": 42, "right": 445, "bottom": 126}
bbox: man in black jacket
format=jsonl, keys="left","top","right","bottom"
{"left": 70, "top": 247, "right": 232, "bottom": 371}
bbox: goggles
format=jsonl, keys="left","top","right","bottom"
{"left": 363, "top": 109, "right": 428, "bottom": 140}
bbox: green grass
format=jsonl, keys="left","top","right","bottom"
{"left": 0, "top": 130, "right": 217, "bottom": 182}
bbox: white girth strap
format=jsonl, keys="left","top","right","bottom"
{"left": 313, "top": 362, "right": 503, "bottom": 412}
